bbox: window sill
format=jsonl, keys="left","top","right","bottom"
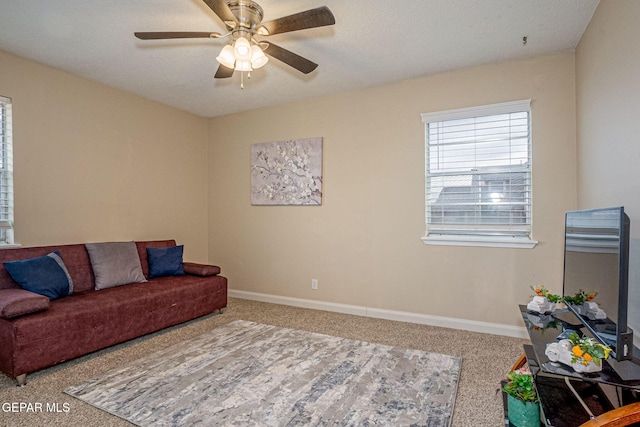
{"left": 0, "top": 243, "right": 22, "bottom": 250}
{"left": 422, "top": 235, "right": 538, "bottom": 249}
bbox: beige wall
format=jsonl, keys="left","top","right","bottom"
{"left": 0, "top": 50, "right": 210, "bottom": 262}
{"left": 0, "top": 35, "right": 591, "bottom": 329}
{"left": 208, "top": 53, "right": 577, "bottom": 327}
{"left": 1, "top": 2, "right": 634, "bottom": 331}
{"left": 576, "top": 0, "right": 640, "bottom": 215}
{"left": 576, "top": 0, "right": 640, "bottom": 335}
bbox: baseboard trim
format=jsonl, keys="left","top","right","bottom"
{"left": 228, "top": 289, "right": 528, "bottom": 339}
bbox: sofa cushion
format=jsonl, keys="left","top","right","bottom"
{"left": 3, "top": 251, "right": 74, "bottom": 299}
{"left": 85, "top": 242, "right": 147, "bottom": 290}
{"left": 135, "top": 240, "right": 177, "bottom": 279}
{"left": 147, "top": 245, "right": 185, "bottom": 278}
{"left": 0, "top": 288, "right": 50, "bottom": 319}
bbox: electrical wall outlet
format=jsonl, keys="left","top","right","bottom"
{"left": 311, "top": 279, "right": 318, "bottom": 290}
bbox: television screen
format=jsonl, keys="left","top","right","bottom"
{"left": 563, "top": 206, "right": 633, "bottom": 361}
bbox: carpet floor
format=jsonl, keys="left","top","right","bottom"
{"left": 0, "top": 297, "right": 528, "bottom": 426}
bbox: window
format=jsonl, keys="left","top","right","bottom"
{"left": 421, "top": 100, "right": 537, "bottom": 248}
{"left": 0, "top": 96, "right": 14, "bottom": 245}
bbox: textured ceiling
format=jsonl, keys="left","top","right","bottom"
{"left": 0, "top": 0, "right": 599, "bottom": 118}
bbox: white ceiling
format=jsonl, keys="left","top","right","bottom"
{"left": 0, "top": 0, "right": 599, "bottom": 118}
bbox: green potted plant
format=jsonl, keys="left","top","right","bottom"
{"left": 503, "top": 368, "right": 540, "bottom": 427}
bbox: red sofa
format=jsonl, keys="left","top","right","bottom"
{"left": 0, "top": 240, "right": 227, "bottom": 385}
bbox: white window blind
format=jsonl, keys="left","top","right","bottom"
{"left": 421, "top": 100, "right": 536, "bottom": 248}
{"left": 0, "top": 95, "right": 14, "bottom": 244}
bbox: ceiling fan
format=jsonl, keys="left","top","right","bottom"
{"left": 135, "top": 0, "right": 335, "bottom": 80}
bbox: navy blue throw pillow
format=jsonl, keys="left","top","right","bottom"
{"left": 3, "top": 251, "right": 74, "bottom": 300}
{"left": 147, "top": 245, "right": 185, "bottom": 278}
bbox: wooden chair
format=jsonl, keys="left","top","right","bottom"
{"left": 578, "top": 402, "right": 640, "bottom": 427}
{"left": 510, "top": 353, "right": 527, "bottom": 372}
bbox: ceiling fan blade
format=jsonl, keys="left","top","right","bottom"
{"left": 135, "top": 32, "right": 215, "bottom": 40}
{"left": 201, "top": 0, "right": 238, "bottom": 27}
{"left": 214, "top": 64, "right": 235, "bottom": 79}
{"left": 259, "top": 6, "right": 335, "bottom": 36}
{"left": 263, "top": 42, "right": 318, "bottom": 74}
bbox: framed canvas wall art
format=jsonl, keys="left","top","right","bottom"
{"left": 251, "top": 137, "right": 323, "bottom": 205}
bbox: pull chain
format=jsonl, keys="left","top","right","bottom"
{"left": 240, "top": 71, "right": 251, "bottom": 90}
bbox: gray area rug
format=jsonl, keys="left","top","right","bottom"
{"left": 65, "top": 320, "right": 461, "bottom": 426}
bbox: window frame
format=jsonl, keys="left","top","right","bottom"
{"left": 0, "top": 95, "right": 15, "bottom": 246}
{"left": 421, "top": 99, "right": 537, "bottom": 249}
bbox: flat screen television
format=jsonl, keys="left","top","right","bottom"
{"left": 562, "top": 206, "right": 634, "bottom": 361}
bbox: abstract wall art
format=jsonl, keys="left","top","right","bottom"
{"left": 251, "top": 137, "right": 323, "bottom": 205}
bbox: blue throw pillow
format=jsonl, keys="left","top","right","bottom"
{"left": 147, "top": 245, "right": 185, "bottom": 278}
{"left": 3, "top": 251, "right": 74, "bottom": 300}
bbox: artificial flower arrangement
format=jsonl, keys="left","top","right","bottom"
{"left": 564, "top": 289, "right": 606, "bottom": 320}
{"left": 568, "top": 332, "right": 611, "bottom": 368}
{"left": 527, "top": 285, "right": 562, "bottom": 314}
{"left": 531, "top": 285, "right": 562, "bottom": 303}
{"left": 563, "top": 289, "right": 597, "bottom": 305}
{"left": 545, "top": 331, "right": 611, "bottom": 373}
{"left": 502, "top": 368, "right": 538, "bottom": 403}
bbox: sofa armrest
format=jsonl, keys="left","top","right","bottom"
{"left": 182, "top": 262, "right": 220, "bottom": 277}
{"left": 0, "top": 289, "right": 50, "bottom": 319}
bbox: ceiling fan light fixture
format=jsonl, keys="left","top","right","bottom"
{"left": 250, "top": 45, "right": 269, "bottom": 69}
{"left": 216, "top": 45, "right": 236, "bottom": 68}
{"left": 136, "top": 2, "right": 337, "bottom": 84}
{"left": 234, "top": 37, "right": 252, "bottom": 61}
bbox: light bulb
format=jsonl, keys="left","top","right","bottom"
{"left": 250, "top": 45, "right": 269, "bottom": 69}
{"left": 234, "top": 37, "right": 252, "bottom": 61}
{"left": 216, "top": 45, "right": 235, "bottom": 69}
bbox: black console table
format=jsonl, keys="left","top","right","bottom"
{"left": 512, "top": 305, "right": 640, "bottom": 426}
